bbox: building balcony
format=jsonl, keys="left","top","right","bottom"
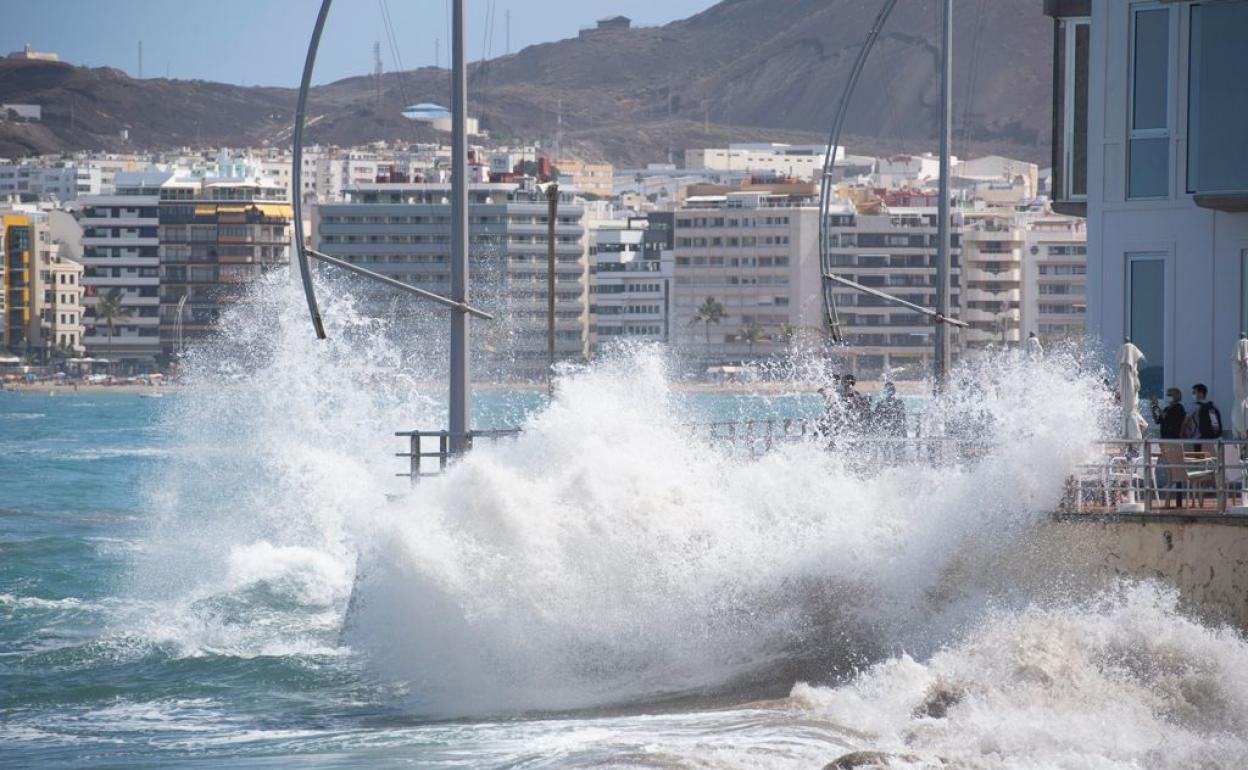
{"left": 963, "top": 267, "right": 1022, "bottom": 283}
{"left": 81, "top": 236, "right": 159, "bottom": 248}
{"left": 79, "top": 217, "right": 158, "bottom": 229}
{"left": 84, "top": 275, "right": 160, "bottom": 287}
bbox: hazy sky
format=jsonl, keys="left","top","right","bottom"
{"left": 2, "top": 0, "right": 718, "bottom": 87}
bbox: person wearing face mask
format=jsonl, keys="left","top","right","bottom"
{"left": 1149, "top": 388, "right": 1186, "bottom": 439}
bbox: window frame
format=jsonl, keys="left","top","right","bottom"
{"left": 1059, "top": 16, "right": 1091, "bottom": 202}
{"left": 1127, "top": 3, "right": 1175, "bottom": 201}
{"left": 1125, "top": 251, "right": 1168, "bottom": 399}
{"left": 1186, "top": 0, "right": 1248, "bottom": 197}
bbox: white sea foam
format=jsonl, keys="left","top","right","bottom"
{"left": 791, "top": 581, "right": 1248, "bottom": 769}
{"left": 115, "top": 274, "right": 1248, "bottom": 767}
{"left": 0, "top": 593, "right": 85, "bottom": 610}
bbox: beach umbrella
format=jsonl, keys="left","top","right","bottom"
{"left": 1234, "top": 335, "right": 1248, "bottom": 438}
{"left": 1119, "top": 340, "right": 1147, "bottom": 440}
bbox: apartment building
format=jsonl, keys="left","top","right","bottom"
{"left": 684, "top": 144, "right": 839, "bottom": 182}
{"left": 588, "top": 215, "right": 673, "bottom": 352}
{"left": 669, "top": 185, "right": 823, "bottom": 363}
{"left": 1, "top": 213, "right": 32, "bottom": 354}
{"left": 78, "top": 171, "right": 169, "bottom": 368}
{"left": 313, "top": 181, "right": 590, "bottom": 378}
{"left": 825, "top": 204, "right": 963, "bottom": 379}
{"left": 557, "top": 158, "right": 614, "bottom": 199}
{"left": 0, "top": 208, "right": 86, "bottom": 359}
{"left": 157, "top": 177, "right": 292, "bottom": 357}
{"left": 960, "top": 209, "right": 1025, "bottom": 351}
{"left": 1046, "top": 0, "right": 1248, "bottom": 401}
{"left": 0, "top": 161, "right": 102, "bottom": 201}
{"left": 1022, "top": 213, "right": 1088, "bottom": 344}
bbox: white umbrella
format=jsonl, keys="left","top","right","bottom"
{"left": 1233, "top": 335, "right": 1248, "bottom": 439}
{"left": 1119, "top": 340, "right": 1147, "bottom": 440}
{"left": 1117, "top": 340, "right": 1147, "bottom": 512}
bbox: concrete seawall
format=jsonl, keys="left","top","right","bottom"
{"left": 1045, "top": 513, "right": 1248, "bottom": 628}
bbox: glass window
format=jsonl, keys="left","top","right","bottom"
{"left": 1128, "top": 6, "right": 1172, "bottom": 199}
{"left": 1187, "top": 1, "right": 1248, "bottom": 194}
{"left": 1128, "top": 254, "right": 1166, "bottom": 398}
{"left": 1242, "top": 250, "right": 1248, "bottom": 335}
{"left": 1055, "top": 18, "right": 1090, "bottom": 200}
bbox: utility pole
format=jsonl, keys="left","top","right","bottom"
{"left": 546, "top": 182, "right": 558, "bottom": 395}
{"left": 137, "top": 41, "right": 143, "bottom": 79}
{"left": 506, "top": 9, "right": 511, "bottom": 55}
{"left": 448, "top": 0, "right": 470, "bottom": 455}
{"left": 934, "top": 0, "right": 953, "bottom": 386}
{"left": 435, "top": 38, "right": 440, "bottom": 69}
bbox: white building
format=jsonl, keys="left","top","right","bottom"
{"left": 589, "top": 215, "right": 673, "bottom": 352}
{"left": 78, "top": 171, "right": 170, "bottom": 368}
{"left": 685, "top": 144, "right": 841, "bottom": 182}
{"left": 1046, "top": 0, "right": 1248, "bottom": 402}
{"left": 874, "top": 154, "right": 950, "bottom": 189}
{"left": 670, "top": 185, "right": 824, "bottom": 363}
{"left": 1021, "top": 212, "right": 1087, "bottom": 344}
{"left": 0, "top": 161, "right": 102, "bottom": 201}
{"left": 960, "top": 209, "right": 1025, "bottom": 351}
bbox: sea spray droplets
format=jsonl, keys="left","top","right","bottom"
{"left": 347, "top": 342, "right": 1113, "bottom": 714}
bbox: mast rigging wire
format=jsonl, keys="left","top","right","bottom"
{"left": 817, "top": 0, "right": 899, "bottom": 344}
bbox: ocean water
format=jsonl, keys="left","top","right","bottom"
{"left": 4, "top": 279, "right": 1248, "bottom": 769}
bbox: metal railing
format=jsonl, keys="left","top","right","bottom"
{"left": 1060, "top": 438, "right": 1248, "bottom": 516}
{"left": 395, "top": 420, "right": 1248, "bottom": 516}
{"left": 395, "top": 428, "right": 521, "bottom": 483}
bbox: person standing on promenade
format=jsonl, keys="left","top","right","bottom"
{"left": 1150, "top": 388, "right": 1186, "bottom": 439}
{"left": 1187, "top": 383, "right": 1223, "bottom": 452}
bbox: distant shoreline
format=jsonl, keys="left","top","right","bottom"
{"left": 2, "top": 379, "right": 926, "bottom": 397}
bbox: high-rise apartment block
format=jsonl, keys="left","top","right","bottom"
{"left": 78, "top": 172, "right": 167, "bottom": 367}
{"left": 313, "top": 182, "right": 590, "bottom": 377}
{"left": 1022, "top": 213, "right": 1087, "bottom": 345}
{"left": 588, "top": 215, "right": 673, "bottom": 352}
{"left": 669, "top": 184, "right": 824, "bottom": 362}
{"left": 824, "top": 205, "right": 964, "bottom": 379}
{"left": 157, "top": 177, "right": 291, "bottom": 357}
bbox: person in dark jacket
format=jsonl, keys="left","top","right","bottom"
{"left": 1188, "top": 383, "right": 1223, "bottom": 452}
{"left": 1150, "top": 388, "right": 1186, "bottom": 439}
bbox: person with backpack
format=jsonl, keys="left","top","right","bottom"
{"left": 1185, "top": 383, "right": 1223, "bottom": 452}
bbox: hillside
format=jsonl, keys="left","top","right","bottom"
{"left": 0, "top": 0, "right": 1053, "bottom": 166}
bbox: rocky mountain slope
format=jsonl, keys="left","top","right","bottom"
{"left": 0, "top": 0, "right": 1053, "bottom": 166}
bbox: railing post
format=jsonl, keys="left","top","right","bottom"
{"left": 440, "top": 433, "right": 449, "bottom": 471}
{"left": 411, "top": 433, "right": 420, "bottom": 485}
{"left": 1142, "top": 437, "right": 1152, "bottom": 513}
{"left": 1217, "top": 438, "right": 1227, "bottom": 514}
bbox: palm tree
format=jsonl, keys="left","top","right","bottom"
{"left": 691, "top": 296, "right": 726, "bottom": 344}
{"left": 94, "top": 288, "right": 131, "bottom": 373}
{"left": 738, "top": 323, "right": 768, "bottom": 358}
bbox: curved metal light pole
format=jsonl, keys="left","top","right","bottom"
{"left": 817, "top": 0, "right": 899, "bottom": 345}
{"left": 291, "top": 0, "right": 332, "bottom": 340}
